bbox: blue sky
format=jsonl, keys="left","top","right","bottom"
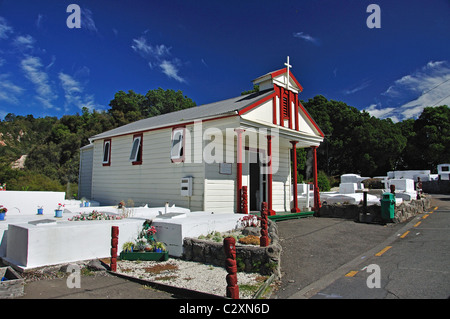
{"left": 0, "top": 0, "right": 449, "bottom": 122}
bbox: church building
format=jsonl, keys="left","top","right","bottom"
{"left": 78, "top": 59, "right": 324, "bottom": 215}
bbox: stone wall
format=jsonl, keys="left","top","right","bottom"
{"left": 317, "top": 195, "right": 431, "bottom": 224}
{"left": 422, "top": 180, "right": 450, "bottom": 194}
{"left": 182, "top": 220, "right": 282, "bottom": 278}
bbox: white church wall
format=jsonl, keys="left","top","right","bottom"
{"left": 92, "top": 126, "right": 205, "bottom": 211}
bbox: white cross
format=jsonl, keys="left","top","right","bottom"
{"left": 284, "top": 56, "right": 292, "bottom": 90}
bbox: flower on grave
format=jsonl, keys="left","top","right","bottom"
{"left": 0, "top": 205, "right": 7, "bottom": 214}
{"left": 146, "top": 226, "right": 157, "bottom": 236}
{"left": 68, "top": 210, "right": 123, "bottom": 221}
{"left": 239, "top": 214, "right": 259, "bottom": 228}
{"left": 57, "top": 203, "right": 65, "bottom": 210}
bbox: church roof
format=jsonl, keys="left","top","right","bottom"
{"left": 90, "top": 89, "right": 274, "bottom": 141}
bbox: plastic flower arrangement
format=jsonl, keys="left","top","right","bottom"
{"left": 239, "top": 214, "right": 259, "bottom": 228}
{"left": 68, "top": 210, "right": 123, "bottom": 221}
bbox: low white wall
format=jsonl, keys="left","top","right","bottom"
{"left": 4, "top": 218, "right": 144, "bottom": 269}
{"left": 0, "top": 191, "right": 66, "bottom": 216}
{"left": 153, "top": 212, "right": 243, "bottom": 257}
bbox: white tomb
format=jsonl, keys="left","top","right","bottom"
{"left": 3, "top": 218, "right": 143, "bottom": 270}
{"left": 385, "top": 178, "right": 417, "bottom": 201}
{"left": 152, "top": 212, "right": 243, "bottom": 257}
{"left": 437, "top": 164, "right": 450, "bottom": 180}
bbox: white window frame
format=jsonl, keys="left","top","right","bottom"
{"left": 171, "top": 127, "right": 185, "bottom": 162}
{"left": 129, "top": 135, "right": 142, "bottom": 162}
{"left": 102, "top": 139, "right": 111, "bottom": 165}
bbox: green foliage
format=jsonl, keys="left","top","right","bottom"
{"left": 317, "top": 171, "right": 331, "bottom": 192}
{"left": 0, "top": 87, "right": 448, "bottom": 200}
{"left": 0, "top": 88, "right": 197, "bottom": 196}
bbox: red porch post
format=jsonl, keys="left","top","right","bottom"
{"left": 311, "top": 146, "right": 321, "bottom": 214}
{"left": 290, "top": 141, "right": 300, "bottom": 213}
{"left": 267, "top": 135, "right": 276, "bottom": 216}
{"left": 235, "top": 128, "right": 245, "bottom": 213}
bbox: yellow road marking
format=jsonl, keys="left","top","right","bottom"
{"left": 375, "top": 246, "right": 392, "bottom": 256}
{"left": 422, "top": 214, "right": 429, "bottom": 219}
{"left": 414, "top": 221, "right": 422, "bottom": 227}
{"left": 345, "top": 271, "right": 358, "bottom": 277}
{"left": 400, "top": 231, "right": 410, "bottom": 238}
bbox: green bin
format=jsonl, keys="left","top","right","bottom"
{"left": 380, "top": 193, "right": 395, "bottom": 220}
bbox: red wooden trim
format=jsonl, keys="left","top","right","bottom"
{"left": 102, "top": 138, "right": 111, "bottom": 166}
{"left": 288, "top": 91, "right": 293, "bottom": 129}
{"left": 298, "top": 102, "right": 325, "bottom": 137}
{"left": 290, "top": 141, "right": 300, "bottom": 213}
{"left": 131, "top": 133, "right": 143, "bottom": 165}
{"left": 266, "top": 135, "right": 275, "bottom": 216}
{"left": 279, "top": 87, "right": 285, "bottom": 127}
{"left": 269, "top": 69, "right": 304, "bottom": 92}
{"left": 295, "top": 94, "right": 299, "bottom": 131}
{"left": 235, "top": 128, "right": 245, "bottom": 213}
{"left": 237, "top": 92, "right": 276, "bottom": 115}
{"left": 272, "top": 85, "right": 279, "bottom": 125}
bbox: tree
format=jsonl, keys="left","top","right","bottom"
{"left": 400, "top": 105, "right": 449, "bottom": 171}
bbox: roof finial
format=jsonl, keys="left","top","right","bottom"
{"left": 284, "top": 56, "right": 292, "bottom": 90}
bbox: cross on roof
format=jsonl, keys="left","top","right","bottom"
{"left": 284, "top": 56, "right": 292, "bottom": 90}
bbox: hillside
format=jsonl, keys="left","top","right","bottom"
{"left": 0, "top": 89, "right": 448, "bottom": 198}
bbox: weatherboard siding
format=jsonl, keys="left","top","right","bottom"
{"left": 92, "top": 127, "right": 205, "bottom": 210}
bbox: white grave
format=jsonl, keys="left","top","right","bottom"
{"left": 152, "top": 212, "right": 243, "bottom": 257}
{"left": 437, "top": 164, "right": 450, "bottom": 180}
{"left": 1, "top": 203, "right": 194, "bottom": 270}
{"left": 3, "top": 218, "right": 143, "bottom": 270}
{"left": 385, "top": 179, "right": 417, "bottom": 201}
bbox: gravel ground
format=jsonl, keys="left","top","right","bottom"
{"left": 116, "top": 258, "right": 269, "bottom": 299}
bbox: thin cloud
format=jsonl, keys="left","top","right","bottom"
{"left": 20, "top": 55, "right": 58, "bottom": 109}
{"left": 0, "top": 73, "right": 24, "bottom": 104}
{"left": 365, "top": 103, "right": 396, "bottom": 120}
{"left": 13, "top": 34, "right": 35, "bottom": 51}
{"left": 293, "top": 32, "right": 321, "bottom": 45}
{"left": 131, "top": 34, "right": 186, "bottom": 83}
{"left": 131, "top": 36, "right": 171, "bottom": 59}
{"left": 369, "top": 60, "right": 450, "bottom": 121}
{"left": 59, "top": 71, "right": 98, "bottom": 111}
{"left": 343, "top": 80, "right": 371, "bottom": 95}
{"left": 160, "top": 60, "right": 185, "bottom": 83}
{"left": 81, "top": 8, "right": 98, "bottom": 33}
{"left": 0, "top": 17, "right": 13, "bottom": 39}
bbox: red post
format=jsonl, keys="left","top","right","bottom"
{"left": 260, "top": 202, "right": 270, "bottom": 247}
{"left": 267, "top": 135, "right": 276, "bottom": 216}
{"left": 290, "top": 141, "right": 300, "bottom": 213}
{"left": 235, "top": 128, "right": 245, "bottom": 213}
{"left": 312, "top": 146, "right": 321, "bottom": 215}
{"left": 241, "top": 186, "right": 248, "bottom": 214}
{"left": 111, "top": 226, "right": 119, "bottom": 272}
{"left": 224, "top": 237, "right": 239, "bottom": 299}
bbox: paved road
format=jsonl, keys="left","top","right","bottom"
{"left": 274, "top": 194, "right": 450, "bottom": 299}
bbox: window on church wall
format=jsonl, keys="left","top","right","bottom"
{"left": 102, "top": 139, "right": 111, "bottom": 166}
{"left": 171, "top": 127, "right": 185, "bottom": 162}
{"left": 130, "top": 133, "right": 143, "bottom": 165}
